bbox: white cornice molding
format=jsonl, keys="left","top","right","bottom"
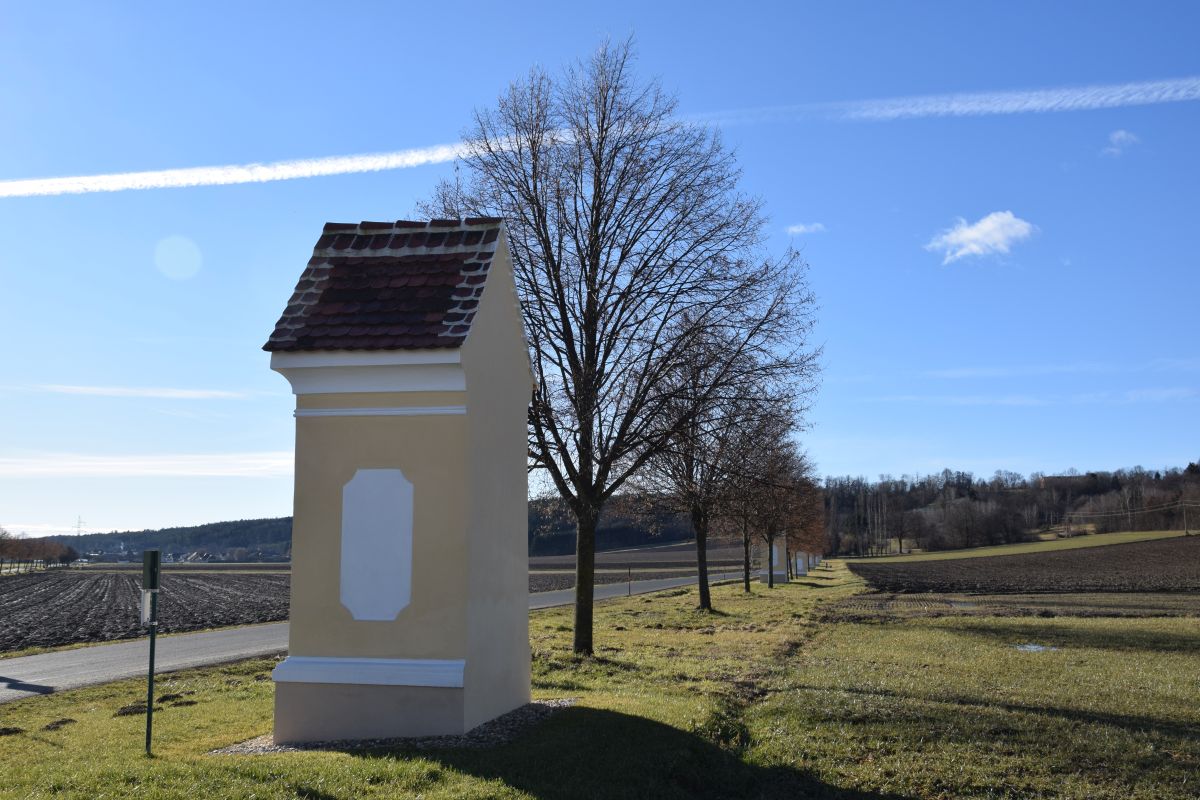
{"left": 295, "top": 406, "right": 466, "bottom": 417}
{"left": 270, "top": 350, "right": 465, "bottom": 395}
{"left": 272, "top": 656, "right": 466, "bottom": 688}
{"left": 271, "top": 350, "right": 461, "bottom": 368}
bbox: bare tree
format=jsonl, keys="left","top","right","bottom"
{"left": 638, "top": 333, "right": 814, "bottom": 610}
{"left": 717, "top": 404, "right": 801, "bottom": 591}
{"left": 741, "top": 435, "right": 817, "bottom": 588}
{"left": 422, "top": 40, "right": 817, "bottom": 653}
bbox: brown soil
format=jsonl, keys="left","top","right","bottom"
{"left": 1, "top": 569, "right": 701, "bottom": 652}
{"left": 846, "top": 536, "right": 1200, "bottom": 594}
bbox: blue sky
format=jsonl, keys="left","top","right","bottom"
{"left": 1, "top": 2, "right": 1197, "bottom": 535}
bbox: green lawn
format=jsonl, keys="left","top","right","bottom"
{"left": 858, "top": 528, "right": 1187, "bottom": 563}
{"left": 1, "top": 566, "right": 1197, "bottom": 799}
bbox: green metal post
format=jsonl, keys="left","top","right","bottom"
{"left": 142, "top": 549, "right": 160, "bottom": 757}
{"left": 145, "top": 590, "right": 157, "bottom": 756}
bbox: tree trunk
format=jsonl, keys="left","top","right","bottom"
{"left": 573, "top": 506, "right": 598, "bottom": 655}
{"left": 692, "top": 505, "right": 713, "bottom": 612}
{"left": 767, "top": 535, "right": 775, "bottom": 588}
{"left": 741, "top": 518, "right": 752, "bottom": 592}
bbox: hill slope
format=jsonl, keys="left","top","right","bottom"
{"left": 46, "top": 497, "right": 694, "bottom": 559}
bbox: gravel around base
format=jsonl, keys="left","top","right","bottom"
{"left": 211, "top": 698, "right": 577, "bottom": 755}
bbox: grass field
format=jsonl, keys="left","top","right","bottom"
{"left": 857, "top": 528, "right": 1187, "bottom": 563}
{"left": 2, "top": 562, "right": 1198, "bottom": 798}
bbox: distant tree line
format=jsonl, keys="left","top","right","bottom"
{"left": 0, "top": 526, "right": 78, "bottom": 571}
{"left": 825, "top": 460, "right": 1200, "bottom": 556}
{"left": 43, "top": 517, "right": 293, "bottom": 561}
{"left": 528, "top": 495, "right": 692, "bottom": 555}
{"left": 10, "top": 504, "right": 702, "bottom": 562}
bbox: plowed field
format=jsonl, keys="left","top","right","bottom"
{"left": 847, "top": 535, "right": 1200, "bottom": 593}
{"left": 0, "top": 572, "right": 289, "bottom": 652}
{"left": 0, "top": 568, "right": 701, "bottom": 652}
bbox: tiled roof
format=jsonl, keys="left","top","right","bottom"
{"left": 264, "top": 218, "right": 503, "bottom": 352}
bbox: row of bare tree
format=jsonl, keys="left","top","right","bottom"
{"left": 423, "top": 40, "right": 821, "bottom": 653}
{"left": 0, "top": 526, "right": 79, "bottom": 569}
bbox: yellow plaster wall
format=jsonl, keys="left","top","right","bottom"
{"left": 288, "top": 412, "right": 470, "bottom": 659}
{"left": 296, "top": 391, "right": 467, "bottom": 410}
{"left": 461, "top": 235, "right": 533, "bottom": 727}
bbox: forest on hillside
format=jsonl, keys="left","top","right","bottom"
{"left": 16, "top": 497, "right": 692, "bottom": 562}
{"left": 44, "top": 517, "right": 294, "bottom": 561}
{"left": 826, "top": 460, "right": 1200, "bottom": 556}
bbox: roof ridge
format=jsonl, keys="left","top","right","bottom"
{"left": 322, "top": 218, "right": 502, "bottom": 235}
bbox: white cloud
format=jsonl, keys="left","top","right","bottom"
{"left": 35, "top": 384, "right": 246, "bottom": 399}
{"left": 925, "top": 211, "right": 1036, "bottom": 264}
{"left": 1102, "top": 129, "right": 1140, "bottom": 156}
{"left": 874, "top": 394, "right": 1046, "bottom": 407}
{"left": 1149, "top": 357, "right": 1200, "bottom": 372}
{"left": 0, "top": 451, "right": 293, "bottom": 478}
{"left": 786, "top": 222, "right": 826, "bottom": 235}
{"left": 866, "top": 388, "right": 1198, "bottom": 406}
{"left": 925, "top": 363, "right": 1113, "bottom": 379}
{"left": 927, "top": 359, "right": 1200, "bottom": 379}
{"left": 1115, "top": 387, "right": 1198, "bottom": 403}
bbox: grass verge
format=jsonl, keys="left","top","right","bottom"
{"left": 1, "top": 565, "right": 1197, "bottom": 799}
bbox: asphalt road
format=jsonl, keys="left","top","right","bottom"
{"left": 0, "top": 571, "right": 742, "bottom": 704}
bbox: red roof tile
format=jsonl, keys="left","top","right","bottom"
{"left": 263, "top": 218, "right": 504, "bottom": 352}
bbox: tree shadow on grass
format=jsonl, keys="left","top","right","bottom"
{"left": 0, "top": 676, "right": 55, "bottom": 695}
{"left": 937, "top": 616, "right": 1200, "bottom": 653}
{"left": 789, "top": 580, "right": 837, "bottom": 590}
{"left": 361, "top": 706, "right": 912, "bottom": 800}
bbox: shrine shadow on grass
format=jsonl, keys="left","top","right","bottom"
{"left": 359, "top": 706, "right": 912, "bottom": 800}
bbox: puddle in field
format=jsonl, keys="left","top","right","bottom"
{"left": 1013, "top": 643, "right": 1058, "bottom": 652}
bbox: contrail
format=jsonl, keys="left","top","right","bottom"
{"left": 836, "top": 75, "right": 1200, "bottom": 121}
{"left": 2, "top": 76, "right": 1198, "bottom": 199}
{"left": 697, "top": 75, "right": 1200, "bottom": 125}
{"left": 0, "top": 141, "right": 469, "bottom": 199}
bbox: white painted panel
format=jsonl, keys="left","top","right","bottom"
{"left": 341, "top": 469, "right": 413, "bottom": 621}
{"left": 272, "top": 656, "right": 465, "bottom": 688}
{"left": 276, "top": 363, "right": 466, "bottom": 394}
